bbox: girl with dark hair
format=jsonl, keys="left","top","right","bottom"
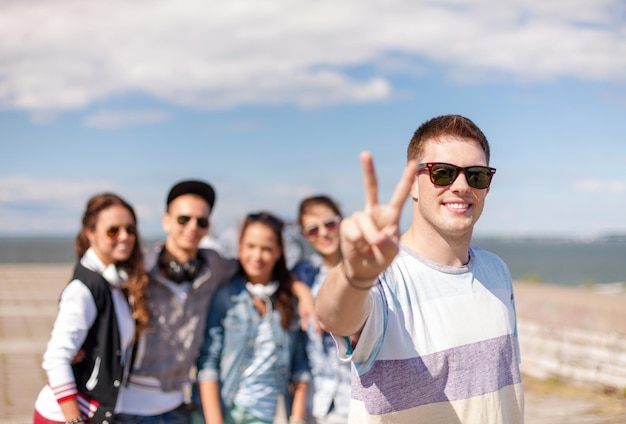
{"left": 195, "top": 212, "right": 310, "bottom": 424}
{"left": 34, "top": 193, "right": 149, "bottom": 424}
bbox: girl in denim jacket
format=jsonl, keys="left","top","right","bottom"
{"left": 195, "top": 212, "right": 310, "bottom": 424}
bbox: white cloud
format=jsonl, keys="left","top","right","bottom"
{"left": 0, "top": 176, "right": 171, "bottom": 236}
{"left": 0, "top": 175, "right": 112, "bottom": 203}
{"left": 0, "top": 176, "right": 115, "bottom": 234}
{"left": 0, "top": 174, "right": 319, "bottom": 236}
{"left": 0, "top": 0, "right": 624, "bottom": 113}
{"left": 83, "top": 109, "right": 170, "bottom": 129}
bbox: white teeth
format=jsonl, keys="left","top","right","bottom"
{"left": 447, "top": 203, "right": 468, "bottom": 209}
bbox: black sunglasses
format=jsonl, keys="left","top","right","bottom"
{"left": 106, "top": 224, "right": 137, "bottom": 239}
{"left": 303, "top": 216, "right": 341, "bottom": 238}
{"left": 418, "top": 162, "right": 496, "bottom": 189}
{"left": 176, "top": 215, "right": 210, "bottom": 229}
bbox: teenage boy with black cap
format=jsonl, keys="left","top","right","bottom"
{"left": 117, "top": 180, "right": 315, "bottom": 424}
{"left": 116, "top": 179, "right": 237, "bottom": 423}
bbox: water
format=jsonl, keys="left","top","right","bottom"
{"left": 0, "top": 237, "right": 163, "bottom": 264}
{"left": 473, "top": 237, "right": 626, "bottom": 286}
{"left": 1, "top": 235, "right": 625, "bottom": 287}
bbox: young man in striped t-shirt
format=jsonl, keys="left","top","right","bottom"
{"left": 315, "top": 114, "right": 524, "bottom": 423}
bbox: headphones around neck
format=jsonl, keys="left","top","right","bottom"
{"left": 159, "top": 249, "right": 202, "bottom": 284}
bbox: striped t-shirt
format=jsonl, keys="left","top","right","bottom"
{"left": 334, "top": 244, "right": 524, "bottom": 423}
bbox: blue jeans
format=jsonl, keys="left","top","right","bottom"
{"left": 115, "top": 404, "right": 192, "bottom": 424}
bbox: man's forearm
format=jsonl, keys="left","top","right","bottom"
{"left": 314, "top": 263, "right": 374, "bottom": 337}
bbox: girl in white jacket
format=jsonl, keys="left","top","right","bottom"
{"left": 34, "top": 192, "right": 149, "bottom": 424}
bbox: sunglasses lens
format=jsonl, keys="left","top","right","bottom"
{"left": 305, "top": 217, "right": 340, "bottom": 238}
{"left": 106, "top": 226, "right": 120, "bottom": 238}
{"left": 430, "top": 164, "right": 457, "bottom": 186}
{"left": 305, "top": 226, "right": 320, "bottom": 238}
{"left": 324, "top": 218, "right": 339, "bottom": 232}
{"left": 177, "top": 215, "right": 191, "bottom": 225}
{"left": 177, "top": 215, "right": 209, "bottom": 228}
{"left": 106, "top": 225, "right": 136, "bottom": 238}
{"left": 466, "top": 167, "right": 493, "bottom": 189}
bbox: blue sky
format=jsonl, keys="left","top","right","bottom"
{"left": 1, "top": 0, "right": 625, "bottom": 241}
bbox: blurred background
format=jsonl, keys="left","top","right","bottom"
{"left": 2, "top": 0, "right": 625, "bottom": 286}
{"left": 1, "top": 0, "right": 625, "bottom": 242}
{"left": 1, "top": 1, "right": 625, "bottom": 422}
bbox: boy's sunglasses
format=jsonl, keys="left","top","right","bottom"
{"left": 304, "top": 216, "right": 341, "bottom": 238}
{"left": 106, "top": 224, "right": 137, "bottom": 239}
{"left": 177, "top": 215, "right": 210, "bottom": 229}
{"left": 418, "top": 162, "right": 496, "bottom": 189}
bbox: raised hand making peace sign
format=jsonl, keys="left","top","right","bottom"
{"left": 315, "top": 151, "right": 417, "bottom": 337}
{"left": 339, "top": 151, "right": 419, "bottom": 289}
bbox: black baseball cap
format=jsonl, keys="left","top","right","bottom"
{"left": 166, "top": 180, "right": 216, "bottom": 211}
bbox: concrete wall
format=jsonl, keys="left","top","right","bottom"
{"left": 519, "top": 320, "right": 626, "bottom": 390}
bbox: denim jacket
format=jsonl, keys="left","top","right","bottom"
{"left": 292, "top": 256, "right": 352, "bottom": 420}
{"left": 194, "top": 276, "right": 310, "bottom": 416}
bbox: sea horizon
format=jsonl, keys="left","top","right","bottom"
{"left": 1, "top": 233, "right": 625, "bottom": 287}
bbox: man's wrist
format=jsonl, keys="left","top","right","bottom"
{"left": 341, "top": 261, "right": 377, "bottom": 290}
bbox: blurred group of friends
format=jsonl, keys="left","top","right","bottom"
{"left": 33, "top": 114, "right": 524, "bottom": 424}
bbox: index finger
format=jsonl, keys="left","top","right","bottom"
{"left": 360, "top": 151, "right": 378, "bottom": 212}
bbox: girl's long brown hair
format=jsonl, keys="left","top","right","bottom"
{"left": 238, "top": 211, "right": 295, "bottom": 329}
{"left": 75, "top": 192, "right": 149, "bottom": 336}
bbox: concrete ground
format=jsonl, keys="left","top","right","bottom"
{"left": 1, "top": 264, "right": 625, "bottom": 424}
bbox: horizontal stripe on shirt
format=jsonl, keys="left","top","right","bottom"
{"left": 348, "top": 383, "right": 524, "bottom": 423}
{"left": 352, "top": 334, "right": 521, "bottom": 415}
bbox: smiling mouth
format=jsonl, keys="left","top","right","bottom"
{"left": 445, "top": 202, "right": 470, "bottom": 210}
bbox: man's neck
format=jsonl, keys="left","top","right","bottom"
{"left": 163, "top": 240, "right": 198, "bottom": 263}
{"left": 401, "top": 225, "right": 472, "bottom": 267}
